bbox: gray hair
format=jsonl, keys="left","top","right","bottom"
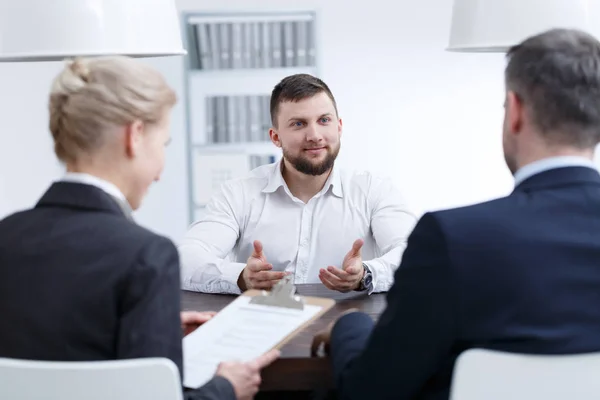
{"left": 505, "top": 28, "right": 600, "bottom": 148}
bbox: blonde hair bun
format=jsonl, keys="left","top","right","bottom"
{"left": 48, "top": 55, "right": 176, "bottom": 163}
{"left": 51, "top": 58, "right": 90, "bottom": 96}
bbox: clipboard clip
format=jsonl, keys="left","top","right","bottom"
{"left": 249, "top": 275, "right": 305, "bottom": 310}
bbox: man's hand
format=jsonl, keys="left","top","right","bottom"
{"left": 216, "top": 349, "right": 280, "bottom": 400}
{"left": 319, "top": 239, "right": 365, "bottom": 293}
{"left": 238, "top": 240, "right": 288, "bottom": 291}
{"left": 311, "top": 308, "right": 360, "bottom": 357}
{"left": 181, "top": 311, "right": 217, "bottom": 336}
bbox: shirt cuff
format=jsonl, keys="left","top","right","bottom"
{"left": 361, "top": 261, "right": 375, "bottom": 294}
{"left": 219, "top": 262, "right": 247, "bottom": 293}
{"left": 362, "top": 259, "right": 392, "bottom": 294}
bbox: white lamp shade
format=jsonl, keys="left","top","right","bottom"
{"left": 0, "top": 0, "right": 186, "bottom": 61}
{"left": 448, "top": 0, "right": 600, "bottom": 52}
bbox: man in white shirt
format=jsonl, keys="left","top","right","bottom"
{"left": 179, "top": 74, "right": 417, "bottom": 294}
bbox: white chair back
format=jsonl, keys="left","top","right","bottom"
{"left": 450, "top": 348, "right": 600, "bottom": 400}
{"left": 0, "top": 357, "right": 183, "bottom": 400}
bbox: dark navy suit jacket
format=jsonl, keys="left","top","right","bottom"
{"left": 0, "top": 182, "right": 234, "bottom": 400}
{"left": 331, "top": 166, "right": 600, "bottom": 400}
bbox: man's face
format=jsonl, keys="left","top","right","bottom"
{"left": 270, "top": 92, "right": 342, "bottom": 176}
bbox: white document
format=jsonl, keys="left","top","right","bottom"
{"left": 182, "top": 295, "right": 322, "bottom": 389}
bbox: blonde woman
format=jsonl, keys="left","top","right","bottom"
{"left": 0, "top": 56, "right": 278, "bottom": 400}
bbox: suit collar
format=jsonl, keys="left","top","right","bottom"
{"left": 36, "top": 181, "right": 130, "bottom": 218}
{"left": 513, "top": 156, "right": 596, "bottom": 187}
{"left": 514, "top": 166, "right": 600, "bottom": 192}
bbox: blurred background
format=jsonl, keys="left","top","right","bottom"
{"left": 0, "top": 0, "right": 543, "bottom": 242}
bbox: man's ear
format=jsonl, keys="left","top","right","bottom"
{"left": 124, "top": 120, "right": 144, "bottom": 158}
{"left": 269, "top": 128, "right": 282, "bottom": 148}
{"left": 506, "top": 91, "right": 524, "bottom": 135}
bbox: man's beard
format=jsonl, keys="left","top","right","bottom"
{"left": 282, "top": 144, "right": 340, "bottom": 176}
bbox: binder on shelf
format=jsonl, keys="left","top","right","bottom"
{"left": 251, "top": 22, "right": 261, "bottom": 69}
{"left": 295, "top": 20, "right": 308, "bottom": 66}
{"left": 262, "top": 95, "right": 271, "bottom": 134}
{"left": 260, "top": 22, "right": 271, "bottom": 68}
{"left": 207, "top": 23, "right": 220, "bottom": 70}
{"left": 270, "top": 21, "right": 282, "bottom": 68}
{"left": 242, "top": 22, "right": 252, "bottom": 69}
{"left": 219, "top": 23, "right": 231, "bottom": 69}
{"left": 195, "top": 23, "right": 212, "bottom": 70}
{"left": 283, "top": 21, "right": 295, "bottom": 67}
{"left": 182, "top": 277, "right": 335, "bottom": 389}
{"left": 215, "top": 96, "right": 227, "bottom": 143}
{"left": 307, "top": 20, "right": 316, "bottom": 67}
{"left": 231, "top": 22, "right": 243, "bottom": 69}
{"left": 249, "top": 95, "right": 261, "bottom": 142}
{"left": 238, "top": 96, "right": 249, "bottom": 142}
{"left": 226, "top": 95, "right": 238, "bottom": 143}
{"left": 205, "top": 97, "right": 214, "bottom": 144}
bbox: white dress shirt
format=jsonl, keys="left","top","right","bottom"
{"left": 179, "top": 161, "right": 417, "bottom": 294}
{"left": 61, "top": 172, "right": 127, "bottom": 201}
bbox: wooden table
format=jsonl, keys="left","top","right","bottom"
{"left": 181, "top": 284, "right": 387, "bottom": 392}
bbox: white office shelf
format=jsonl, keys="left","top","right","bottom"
{"left": 182, "top": 10, "right": 319, "bottom": 223}
{"left": 192, "top": 141, "right": 277, "bottom": 155}
{"left": 189, "top": 67, "right": 317, "bottom": 95}
{"left": 187, "top": 12, "right": 314, "bottom": 25}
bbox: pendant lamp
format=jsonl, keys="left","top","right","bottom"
{"left": 0, "top": 0, "right": 185, "bottom": 61}
{"left": 448, "top": 0, "right": 600, "bottom": 52}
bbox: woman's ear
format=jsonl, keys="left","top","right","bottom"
{"left": 124, "top": 120, "right": 145, "bottom": 158}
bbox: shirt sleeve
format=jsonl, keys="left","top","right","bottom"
{"left": 178, "top": 182, "right": 247, "bottom": 294}
{"left": 363, "top": 176, "right": 418, "bottom": 293}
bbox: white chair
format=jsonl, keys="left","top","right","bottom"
{"left": 450, "top": 348, "right": 600, "bottom": 400}
{"left": 0, "top": 357, "right": 183, "bottom": 400}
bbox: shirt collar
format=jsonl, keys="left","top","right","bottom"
{"left": 513, "top": 156, "right": 597, "bottom": 187}
{"left": 262, "top": 159, "right": 343, "bottom": 198}
{"left": 61, "top": 172, "right": 128, "bottom": 204}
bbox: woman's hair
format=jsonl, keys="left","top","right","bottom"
{"left": 48, "top": 56, "right": 177, "bottom": 163}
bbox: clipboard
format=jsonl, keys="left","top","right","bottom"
{"left": 182, "top": 277, "right": 335, "bottom": 389}
{"left": 244, "top": 276, "right": 335, "bottom": 350}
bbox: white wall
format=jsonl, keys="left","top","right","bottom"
{"left": 0, "top": 61, "right": 65, "bottom": 216}
{"left": 0, "top": 0, "right": 516, "bottom": 242}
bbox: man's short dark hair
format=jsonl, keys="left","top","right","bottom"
{"left": 505, "top": 28, "right": 600, "bottom": 148}
{"left": 269, "top": 74, "right": 338, "bottom": 127}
